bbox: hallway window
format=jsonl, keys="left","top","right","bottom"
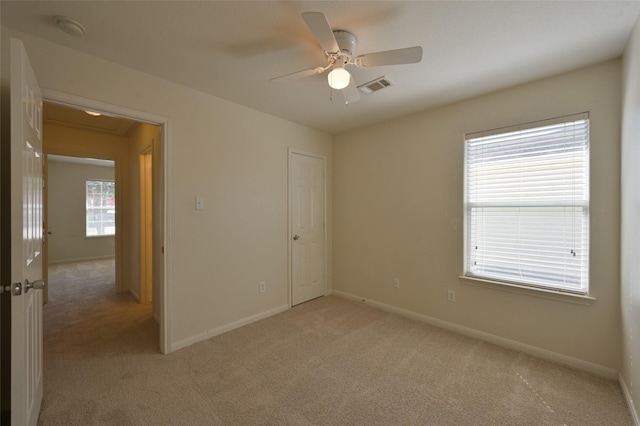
{"left": 86, "top": 179, "right": 115, "bottom": 236}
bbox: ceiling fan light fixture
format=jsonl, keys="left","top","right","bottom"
{"left": 328, "top": 65, "right": 350, "bottom": 90}
{"left": 271, "top": 11, "right": 422, "bottom": 105}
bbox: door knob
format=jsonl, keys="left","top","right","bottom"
{"left": 1, "top": 279, "right": 45, "bottom": 296}
{"left": 293, "top": 234, "right": 300, "bottom": 240}
{"left": 24, "top": 279, "right": 45, "bottom": 293}
{"left": 1, "top": 282, "right": 22, "bottom": 296}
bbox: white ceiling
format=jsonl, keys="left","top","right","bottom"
{"left": 2, "top": 1, "right": 639, "bottom": 135}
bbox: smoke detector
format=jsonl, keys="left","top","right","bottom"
{"left": 54, "top": 16, "right": 86, "bottom": 37}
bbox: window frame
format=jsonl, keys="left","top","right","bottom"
{"left": 462, "top": 113, "right": 590, "bottom": 296}
{"left": 85, "top": 179, "right": 116, "bottom": 238}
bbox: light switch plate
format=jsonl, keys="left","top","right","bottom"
{"left": 195, "top": 196, "right": 204, "bottom": 210}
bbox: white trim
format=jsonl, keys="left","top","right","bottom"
{"left": 41, "top": 88, "right": 172, "bottom": 355}
{"left": 128, "top": 288, "right": 140, "bottom": 303}
{"left": 287, "top": 148, "right": 328, "bottom": 307}
{"left": 160, "top": 121, "right": 171, "bottom": 354}
{"left": 41, "top": 89, "right": 166, "bottom": 125}
{"left": 171, "top": 304, "right": 289, "bottom": 352}
{"left": 619, "top": 374, "right": 640, "bottom": 425}
{"left": 332, "top": 289, "right": 618, "bottom": 379}
{"left": 460, "top": 275, "right": 596, "bottom": 306}
{"left": 48, "top": 255, "right": 115, "bottom": 265}
{"left": 48, "top": 154, "right": 114, "bottom": 167}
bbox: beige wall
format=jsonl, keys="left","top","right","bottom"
{"left": 333, "top": 60, "right": 621, "bottom": 373}
{"left": 47, "top": 159, "right": 115, "bottom": 263}
{"left": 2, "top": 28, "right": 333, "bottom": 350}
{"left": 621, "top": 16, "right": 640, "bottom": 422}
{"left": 3, "top": 25, "right": 625, "bottom": 380}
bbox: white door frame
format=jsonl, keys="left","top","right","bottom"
{"left": 287, "top": 148, "right": 328, "bottom": 307}
{"left": 41, "top": 89, "right": 171, "bottom": 354}
{"left": 139, "top": 146, "right": 153, "bottom": 305}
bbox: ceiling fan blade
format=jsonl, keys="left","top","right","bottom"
{"left": 302, "top": 12, "right": 339, "bottom": 53}
{"left": 342, "top": 77, "right": 360, "bottom": 104}
{"left": 354, "top": 46, "right": 423, "bottom": 68}
{"left": 269, "top": 66, "right": 325, "bottom": 84}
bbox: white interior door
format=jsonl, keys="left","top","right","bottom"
{"left": 10, "top": 38, "right": 44, "bottom": 426}
{"left": 290, "top": 152, "right": 326, "bottom": 305}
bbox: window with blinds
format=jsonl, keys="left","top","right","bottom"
{"left": 464, "top": 113, "right": 589, "bottom": 294}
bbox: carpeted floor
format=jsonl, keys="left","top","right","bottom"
{"left": 38, "top": 259, "right": 632, "bottom": 425}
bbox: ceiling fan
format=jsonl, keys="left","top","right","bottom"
{"left": 270, "top": 12, "right": 423, "bottom": 104}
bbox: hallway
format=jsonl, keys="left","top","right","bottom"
{"left": 40, "top": 259, "right": 159, "bottom": 423}
{"left": 44, "top": 258, "right": 158, "bottom": 354}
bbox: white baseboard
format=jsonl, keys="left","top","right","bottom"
{"left": 619, "top": 373, "right": 640, "bottom": 425}
{"left": 48, "top": 255, "right": 115, "bottom": 265}
{"left": 332, "top": 290, "right": 618, "bottom": 379}
{"left": 128, "top": 288, "right": 140, "bottom": 302}
{"left": 171, "top": 304, "right": 290, "bottom": 352}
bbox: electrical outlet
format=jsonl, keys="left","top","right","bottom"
{"left": 393, "top": 278, "right": 400, "bottom": 289}
{"left": 447, "top": 289, "right": 456, "bottom": 302}
{"left": 259, "top": 281, "right": 266, "bottom": 294}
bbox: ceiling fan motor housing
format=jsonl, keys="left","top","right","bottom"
{"left": 333, "top": 30, "right": 357, "bottom": 62}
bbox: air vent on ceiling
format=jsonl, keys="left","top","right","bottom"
{"left": 357, "top": 76, "right": 394, "bottom": 94}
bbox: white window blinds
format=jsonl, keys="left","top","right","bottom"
{"left": 86, "top": 180, "right": 116, "bottom": 237}
{"left": 464, "top": 113, "right": 589, "bottom": 294}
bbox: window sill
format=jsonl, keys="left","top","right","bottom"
{"left": 459, "top": 275, "right": 596, "bottom": 306}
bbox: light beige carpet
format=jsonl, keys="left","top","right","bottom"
{"left": 39, "top": 259, "right": 632, "bottom": 425}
